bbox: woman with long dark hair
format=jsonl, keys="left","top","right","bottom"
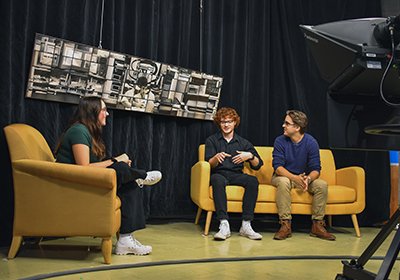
{"left": 56, "top": 96, "right": 161, "bottom": 255}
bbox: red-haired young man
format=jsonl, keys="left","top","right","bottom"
{"left": 205, "top": 107, "right": 263, "bottom": 241}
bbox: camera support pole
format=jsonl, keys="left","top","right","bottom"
{"left": 336, "top": 208, "right": 400, "bottom": 280}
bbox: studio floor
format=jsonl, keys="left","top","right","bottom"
{"left": 1, "top": 221, "right": 399, "bottom": 280}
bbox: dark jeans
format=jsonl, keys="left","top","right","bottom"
{"left": 117, "top": 182, "right": 146, "bottom": 234}
{"left": 210, "top": 170, "right": 259, "bottom": 221}
{"left": 108, "top": 162, "right": 147, "bottom": 234}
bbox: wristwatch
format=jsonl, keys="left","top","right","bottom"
{"left": 111, "top": 157, "right": 118, "bottom": 163}
{"left": 249, "top": 153, "right": 255, "bottom": 161}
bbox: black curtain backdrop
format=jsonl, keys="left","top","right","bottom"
{"left": 0, "top": 0, "right": 390, "bottom": 246}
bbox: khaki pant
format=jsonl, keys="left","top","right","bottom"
{"left": 271, "top": 174, "right": 328, "bottom": 220}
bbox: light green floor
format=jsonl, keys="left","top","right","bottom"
{"left": 1, "top": 222, "right": 399, "bottom": 279}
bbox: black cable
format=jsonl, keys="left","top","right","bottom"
{"left": 19, "top": 255, "right": 398, "bottom": 280}
{"left": 98, "top": 0, "right": 105, "bottom": 49}
{"left": 379, "top": 25, "right": 399, "bottom": 107}
{"left": 199, "top": 0, "right": 204, "bottom": 72}
{"left": 344, "top": 104, "right": 357, "bottom": 147}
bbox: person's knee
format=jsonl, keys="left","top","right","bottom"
{"left": 273, "top": 176, "right": 291, "bottom": 190}
{"left": 313, "top": 179, "right": 328, "bottom": 195}
{"left": 210, "top": 174, "right": 227, "bottom": 189}
{"left": 247, "top": 176, "right": 259, "bottom": 188}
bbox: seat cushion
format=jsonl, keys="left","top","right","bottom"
{"left": 209, "top": 184, "right": 356, "bottom": 204}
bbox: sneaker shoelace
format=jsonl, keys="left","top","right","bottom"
{"left": 124, "top": 237, "right": 148, "bottom": 251}
{"left": 145, "top": 174, "right": 157, "bottom": 183}
{"left": 133, "top": 239, "right": 144, "bottom": 247}
{"left": 245, "top": 224, "right": 256, "bottom": 234}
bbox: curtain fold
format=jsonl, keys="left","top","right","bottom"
{"left": 0, "top": 0, "right": 388, "bottom": 246}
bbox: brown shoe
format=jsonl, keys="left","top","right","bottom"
{"left": 274, "top": 220, "right": 292, "bottom": 240}
{"left": 310, "top": 220, "right": 336, "bottom": 241}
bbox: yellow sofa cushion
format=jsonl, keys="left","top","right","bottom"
{"left": 209, "top": 184, "right": 356, "bottom": 204}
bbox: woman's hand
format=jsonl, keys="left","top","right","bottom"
{"left": 114, "top": 153, "right": 131, "bottom": 166}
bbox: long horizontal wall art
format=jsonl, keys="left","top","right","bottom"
{"left": 26, "top": 34, "right": 223, "bottom": 120}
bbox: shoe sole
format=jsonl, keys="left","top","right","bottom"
{"left": 115, "top": 250, "right": 151, "bottom": 256}
{"left": 273, "top": 234, "right": 292, "bottom": 240}
{"left": 239, "top": 233, "right": 262, "bottom": 240}
{"left": 309, "top": 233, "right": 336, "bottom": 241}
{"left": 214, "top": 234, "right": 231, "bottom": 241}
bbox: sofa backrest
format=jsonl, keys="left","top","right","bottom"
{"left": 319, "top": 149, "right": 336, "bottom": 185}
{"left": 198, "top": 144, "right": 337, "bottom": 185}
{"left": 243, "top": 146, "right": 274, "bottom": 184}
{"left": 4, "top": 123, "right": 55, "bottom": 162}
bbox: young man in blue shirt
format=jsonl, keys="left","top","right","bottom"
{"left": 272, "top": 110, "right": 335, "bottom": 241}
{"left": 205, "top": 107, "right": 264, "bottom": 241}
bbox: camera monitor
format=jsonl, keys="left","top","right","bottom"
{"left": 300, "top": 18, "right": 400, "bottom": 150}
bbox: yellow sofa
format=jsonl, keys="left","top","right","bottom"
{"left": 4, "top": 123, "right": 121, "bottom": 264}
{"left": 191, "top": 144, "right": 365, "bottom": 237}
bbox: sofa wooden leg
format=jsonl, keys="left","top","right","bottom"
{"left": 8, "top": 236, "right": 23, "bottom": 259}
{"left": 204, "top": 211, "right": 213, "bottom": 236}
{"left": 351, "top": 214, "right": 361, "bottom": 237}
{"left": 327, "top": 215, "right": 332, "bottom": 228}
{"left": 101, "top": 238, "right": 112, "bottom": 264}
{"left": 195, "top": 207, "right": 202, "bottom": 224}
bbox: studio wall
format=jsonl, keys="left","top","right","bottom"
{"left": 0, "top": 0, "right": 389, "bottom": 246}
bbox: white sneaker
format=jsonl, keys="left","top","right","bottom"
{"left": 239, "top": 223, "right": 263, "bottom": 240}
{"left": 214, "top": 221, "right": 231, "bottom": 241}
{"left": 115, "top": 236, "right": 152, "bottom": 255}
{"left": 136, "top": 170, "right": 162, "bottom": 187}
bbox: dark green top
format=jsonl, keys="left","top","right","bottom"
{"left": 56, "top": 123, "right": 99, "bottom": 164}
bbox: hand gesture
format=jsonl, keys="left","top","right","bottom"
{"left": 214, "top": 152, "right": 231, "bottom": 164}
{"left": 232, "top": 150, "right": 253, "bottom": 164}
{"left": 295, "top": 173, "right": 309, "bottom": 192}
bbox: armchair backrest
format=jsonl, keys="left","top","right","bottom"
{"left": 4, "top": 123, "right": 55, "bottom": 162}
{"left": 198, "top": 145, "right": 337, "bottom": 185}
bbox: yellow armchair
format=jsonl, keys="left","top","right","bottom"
{"left": 4, "top": 123, "right": 121, "bottom": 264}
{"left": 191, "top": 144, "right": 365, "bottom": 237}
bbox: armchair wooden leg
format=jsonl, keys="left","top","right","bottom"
{"left": 101, "top": 238, "right": 112, "bottom": 264}
{"left": 195, "top": 207, "right": 202, "bottom": 225}
{"left": 8, "top": 236, "right": 23, "bottom": 259}
{"left": 204, "top": 211, "right": 213, "bottom": 236}
{"left": 351, "top": 214, "right": 361, "bottom": 237}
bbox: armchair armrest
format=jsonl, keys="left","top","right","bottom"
{"left": 190, "top": 161, "right": 213, "bottom": 208}
{"left": 11, "top": 159, "right": 118, "bottom": 236}
{"left": 336, "top": 166, "right": 365, "bottom": 190}
{"left": 336, "top": 166, "right": 365, "bottom": 211}
{"left": 12, "top": 159, "right": 116, "bottom": 189}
